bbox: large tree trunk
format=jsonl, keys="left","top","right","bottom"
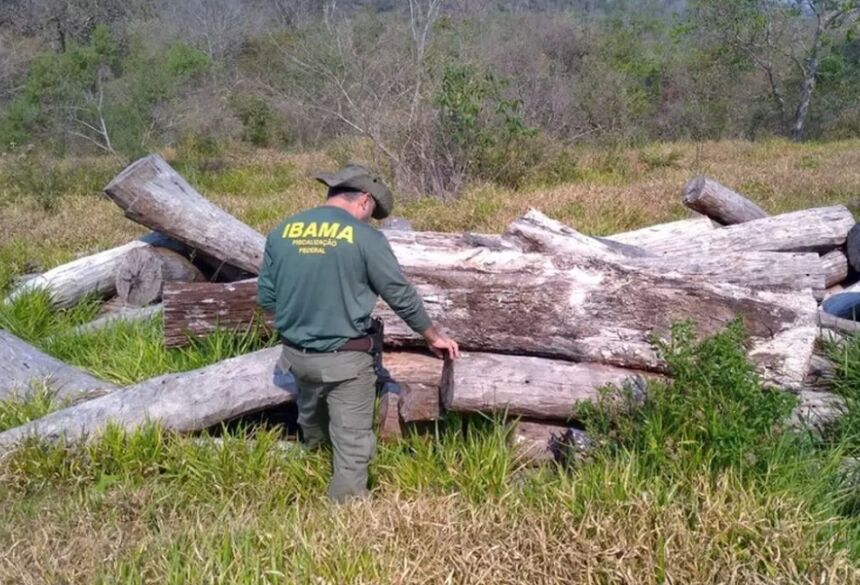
{"left": 163, "top": 241, "right": 818, "bottom": 389}
{"left": 5, "top": 241, "right": 150, "bottom": 309}
{"left": 645, "top": 206, "right": 854, "bottom": 256}
{"left": 0, "top": 348, "right": 444, "bottom": 449}
{"left": 441, "top": 352, "right": 651, "bottom": 420}
{"left": 0, "top": 331, "right": 115, "bottom": 402}
{"left": 682, "top": 176, "right": 768, "bottom": 225}
{"left": 116, "top": 246, "right": 205, "bottom": 306}
{"left": 104, "top": 155, "right": 267, "bottom": 274}
{"left": 505, "top": 209, "right": 825, "bottom": 296}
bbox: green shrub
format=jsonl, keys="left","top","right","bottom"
{"left": 576, "top": 319, "right": 798, "bottom": 475}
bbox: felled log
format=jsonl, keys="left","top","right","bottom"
{"left": 505, "top": 210, "right": 825, "bottom": 295}
{"left": 163, "top": 279, "right": 265, "bottom": 346}
{"left": 0, "top": 346, "right": 292, "bottom": 449}
{"left": 104, "top": 155, "right": 267, "bottom": 274}
{"left": 818, "top": 306, "right": 860, "bottom": 333}
{"left": 377, "top": 391, "right": 403, "bottom": 441}
{"left": 0, "top": 331, "right": 115, "bottom": 402}
{"left": 384, "top": 351, "right": 443, "bottom": 422}
{"left": 0, "top": 348, "right": 444, "bottom": 448}
{"left": 66, "top": 304, "right": 163, "bottom": 337}
{"left": 441, "top": 352, "right": 650, "bottom": 419}
{"left": 5, "top": 241, "right": 150, "bottom": 309}
{"left": 607, "top": 217, "right": 714, "bottom": 248}
{"left": 682, "top": 176, "right": 768, "bottom": 225}
{"left": 116, "top": 246, "right": 205, "bottom": 306}
{"left": 164, "top": 237, "right": 818, "bottom": 388}
{"left": 647, "top": 206, "right": 855, "bottom": 256}
{"left": 821, "top": 250, "right": 849, "bottom": 288}
{"left": 511, "top": 420, "right": 593, "bottom": 465}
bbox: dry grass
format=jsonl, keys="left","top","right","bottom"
{"left": 0, "top": 472, "right": 856, "bottom": 584}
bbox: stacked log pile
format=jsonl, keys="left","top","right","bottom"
{"left": 1, "top": 161, "right": 856, "bottom": 463}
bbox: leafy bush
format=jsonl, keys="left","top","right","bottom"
{"left": 576, "top": 319, "right": 798, "bottom": 474}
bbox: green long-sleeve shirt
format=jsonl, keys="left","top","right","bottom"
{"left": 257, "top": 206, "right": 432, "bottom": 351}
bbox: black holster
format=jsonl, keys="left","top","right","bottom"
{"left": 369, "top": 317, "right": 401, "bottom": 396}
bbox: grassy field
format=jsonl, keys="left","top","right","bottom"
{"left": 2, "top": 139, "right": 860, "bottom": 583}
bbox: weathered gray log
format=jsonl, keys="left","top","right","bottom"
{"left": 0, "top": 347, "right": 291, "bottom": 448}
{"left": 6, "top": 241, "right": 150, "bottom": 309}
{"left": 607, "top": 217, "right": 715, "bottom": 248}
{"left": 818, "top": 307, "right": 860, "bottom": 333}
{"left": 0, "top": 330, "right": 115, "bottom": 402}
{"left": 0, "top": 349, "right": 443, "bottom": 448}
{"left": 104, "top": 155, "right": 267, "bottom": 274}
{"left": 821, "top": 250, "right": 849, "bottom": 289}
{"left": 647, "top": 206, "right": 855, "bottom": 256}
{"left": 116, "top": 246, "right": 205, "bottom": 306}
{"left": 164, "top": 239, "right": 818, "bottom": 389}
{"left": 511, "top": 420, "right": 593, "bottom": 465}
{"left": 682, "top": 176, "right": 768, "bottom": 225}
{"left": 505, "top": 209, "right": 825, "bottom": 295}
{"left": 66, "top": 304, "right": 163, "bottom": 336}
{"left": 441, "top": 352, "right": 652, "bottom": 420}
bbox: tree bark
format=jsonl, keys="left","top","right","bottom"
{"left": 0, "top": 331, "right": 115, "bottom": 402}
{"left": 163, "top": 279, "right": 266, "bottom": 346}
{"left": 116, "top": 246, "right": 205, "bottom": 306}
{"left": 682, "top": 176, "right": 768, "bottom": 225}
{"left": 645, "top": 206, "right": 855, "bottom": 257}
{"left": 104, "top": 155, "right": 267, "bottom": 274}
{"left": 441, "top": 352, "right": 651, "bottom": 420}
{"left": 6, "top": 241, "right": 150, "bottom": 309}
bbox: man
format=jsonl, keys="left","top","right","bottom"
{"left": 257, "top": 163, "right": 460, "bottom": 502}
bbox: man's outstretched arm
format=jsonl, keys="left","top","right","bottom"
{"left": 366, "top": 237, "right": 459, "bottom": 360}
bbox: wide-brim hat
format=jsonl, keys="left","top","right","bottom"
{"left": 313, "top": 163, "right": 393, "bottom": 220}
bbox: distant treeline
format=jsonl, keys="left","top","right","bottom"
{"left": 1, "top": 0, "right": 858, "bottom": 195}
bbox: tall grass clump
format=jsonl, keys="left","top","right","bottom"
{"left": 575, "top": 319, "right": 799, "bottom": 476}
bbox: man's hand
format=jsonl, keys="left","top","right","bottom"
{"left": 422, "top": 326, "right": 460, "bottom": 360}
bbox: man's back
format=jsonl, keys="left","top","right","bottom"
{"left": 260, "top": 205, "right": 376, "bottom": 351}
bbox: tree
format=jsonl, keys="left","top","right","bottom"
{"left": 692, "top": 0, "right": 859, "bottom": 140}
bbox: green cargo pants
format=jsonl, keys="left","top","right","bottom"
{"left": 278, "top": 345, "right": 376, "bottom": 502}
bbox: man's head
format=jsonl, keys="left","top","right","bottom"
{"left": 313, "top": 164, "right": 393, "bottom": 223}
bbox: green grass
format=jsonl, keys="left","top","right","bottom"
{"left": 3, "top": 140, "right": 860, "bottom": 581}
{"left": 1, "top": 320, "right": 860, "bottom": 582}
{"left": 0, "top": 290, "right": 276, "bottom": 387}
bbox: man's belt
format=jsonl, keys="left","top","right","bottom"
{"left": 281, "top": 335, "right": 374, "bottom": 353}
